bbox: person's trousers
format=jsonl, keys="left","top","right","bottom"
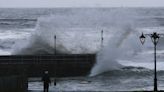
{"left": 44, "top": 84, "right": 49, "bottom": 92}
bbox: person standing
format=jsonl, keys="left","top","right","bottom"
{"left": 42, "top": 71, "right": 51, "bottom": 92}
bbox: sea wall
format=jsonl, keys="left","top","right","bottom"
{"left": 0, "top": 54, "right": 95, "bottom": 77}
{"left": 0, "top": 75, "right": 27, "bottom": 92}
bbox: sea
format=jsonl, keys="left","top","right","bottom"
{"left": 1, "top": 8, "right": 164, "bottom": 91}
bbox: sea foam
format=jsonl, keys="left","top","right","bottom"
{"left": 11, "top": 9, "right": 142, "bottom": 76}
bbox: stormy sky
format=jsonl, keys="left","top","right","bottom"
{"left": 0, "top": 0, "right": 164, "bottom": 8}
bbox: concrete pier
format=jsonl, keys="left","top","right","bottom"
{"left": 0, "top": 54, "right": 96, "bottom": 77}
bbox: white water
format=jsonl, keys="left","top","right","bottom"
{"left": 89, "top": 10, "right": 143, "bottom": 76}
{"left": 12, "top": 9, "right": 138, "bottom": 55}
{"left": 1, "top": 8, "right": 164, "bottom": 91}
{"left": 9, "top": 8, "right": 164, "bottom": 77}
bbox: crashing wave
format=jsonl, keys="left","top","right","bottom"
{"left": 11, "top": 9, "right": 143, "bottom": 76}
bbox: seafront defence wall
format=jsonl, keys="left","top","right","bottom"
{"left": 0, "top": 75, "right": 27, "bottom": 92}
{"left": 0, "top": 54, "right": 95, "bottom": 77}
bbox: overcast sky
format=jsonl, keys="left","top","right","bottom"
{"left": 0, "top": 0, "right": 164, "bottom": 8}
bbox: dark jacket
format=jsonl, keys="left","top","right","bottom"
{"left": 42, "top": 74, "right": 51, "bottom": 88}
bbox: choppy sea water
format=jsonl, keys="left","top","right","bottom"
{"left": 28, "top": 58, "right": 164, "bottom": 91}
{"left": 1, "top": 8, "right": 164, "bottom": 91}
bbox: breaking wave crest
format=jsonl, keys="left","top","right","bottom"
{"left": 11, "top": 9, "right": 143, "bottom": 76}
